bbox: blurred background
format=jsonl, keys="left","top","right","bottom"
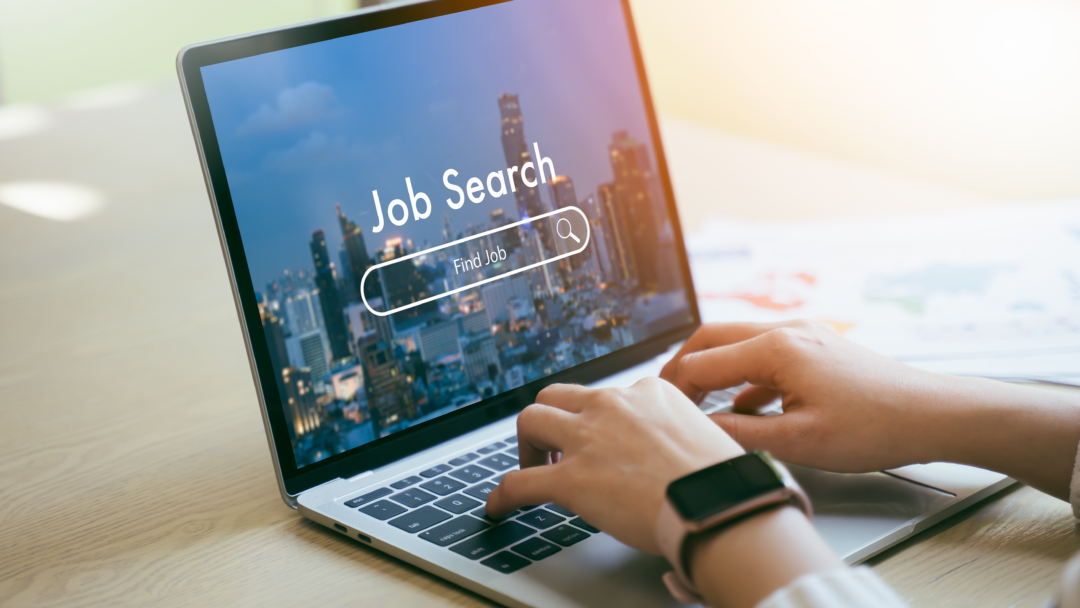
{"left": 1, "top": 0, "right": 1078, "bottom": 204}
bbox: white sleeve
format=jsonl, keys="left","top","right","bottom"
{"left": 755, "top": 566, "right": 907, "bottom": 608}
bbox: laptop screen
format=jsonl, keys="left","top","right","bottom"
{"left": 199, "top": 0, "right": 693, "bottom": 469}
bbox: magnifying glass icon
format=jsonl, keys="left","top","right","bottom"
{"left": 556, "top": 217, "right": 580, "bottom": 243}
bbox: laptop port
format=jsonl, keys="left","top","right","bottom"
{"left": 334, "top": 523, "right": 347, "bottom": 533}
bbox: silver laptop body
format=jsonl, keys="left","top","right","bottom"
{"left": 177, "top": 2, "right": 1013, "bottom": 607}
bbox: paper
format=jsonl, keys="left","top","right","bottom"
{"left": 687, "top": 200, "right": 1080, "bottom": 370}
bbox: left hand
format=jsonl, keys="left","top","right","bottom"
{"left": 485, "top": 377, "right": 744, "bottom": 555}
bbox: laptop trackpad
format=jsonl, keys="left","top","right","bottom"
{"left": 785, "top": 463, "right": 955, "bottom": 562}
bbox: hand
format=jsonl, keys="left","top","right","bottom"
{"left": 659, "top": 320, "right": 1080, "bottom": 501}
{"left": 485, "top": 377, "right": 743, "bottom": 555}
{"left": 659, "top": 320, "right": 952, "bottom": 473}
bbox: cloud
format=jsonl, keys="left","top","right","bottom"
{"left": 261, "top": 131, "right": 369, "bottom": 174}
{"left": 236, "top": 82, "right": 336, "bottom": 136}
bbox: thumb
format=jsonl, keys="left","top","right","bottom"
{"left": 710, "top": 412, "right": 796, "bottom": 455}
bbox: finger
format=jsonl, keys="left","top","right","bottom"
{"left": 660, "top": 321, "right": 812, "bottom": 381}
{"left": 486, "top": 465, "right": 562, "bottom": 518}
{"left": 534, "top": 383, "right": 592, "bottom": 413}
{"left": 732, "top": 385, "right": 781, "bottom": 413}
{"left": 517, "top": 403, "right": 577, "bottom": 469}
{"left": 710, "top": 411, "right": 798, "bottom": 455}
{"left": 666, "top": 331, "right": 787, "bottom": 400}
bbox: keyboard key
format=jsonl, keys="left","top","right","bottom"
{"left": 419, "top": 476, "right": 467, "bottom": 496}
{"left": 492, "top": 474, "right": 505, "bottom": 483}
{"left": 477, "top": 442, "right": 506, "bottom": 455}
{"left": 389, "top": 488, "right": 437, "bottom": 508}
{"left": 463, "top": 481, "right": 498, "bottom": 501}
{"left": 449, "top": 521, "right": 535, "bottom": 560}
{"left": 420, "top": 515, "right": 490, "bottom": 547}
{"left": 448, "top": 453, "right": 479, "bottom": 466}
{"left": 420, "top": 464, "right": 453, "bottom": 478}
{"left": 388, "top": 506, "right": 451, "bottom": 533}
{"left": 471, "top": 505, "right": 519, "bottom": 522}
{"left": 569, "top": 517, "right": 599, "bottom": 533}
{"left": 449, "top": 465, "right": 494, "bottom": 484}
{"left": 481, "top": 551, "right": 531, "bottom": 574}
{"left": 390, "top": 476, "right": 422, "bottom": 490}
{"left": 505, "top": 446, "right": 519, "bottom": 457}
{"left": 344, "top": 487, "right": 391, "bottom": 508}
{"left": 545, "top": 504, "right": 575, "bottom": 518}
{"left": 434, "top": 494, "right": 481, "bottom": 514}
{"left": 518, "top": 509, "right": 565, "bottom": 529}
{"left": 504, "top": 435, "right": 517, "bottom": 444}
{"left": 359, "top": 500, "right": 407, "bottom": 521}
{"left": 478, "top": 454, "right": 517, "bottom": 471}
{"left": 541, "top": 524, "right": 590, "bottom": 547}
{"left": 512, "top": 537, "right": 561, "bottom": 561}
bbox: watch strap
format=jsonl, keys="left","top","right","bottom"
{"left": 656, "top": 452, "right": 812, "bottom": 604}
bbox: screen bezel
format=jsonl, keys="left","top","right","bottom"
{"left": 178, "top": 0, "right": 701, "bottom": 499}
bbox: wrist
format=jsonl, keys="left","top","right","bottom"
{"left": 656, "top": 452, "right": 811, "bottom": 603}
{"left": 688, "top": 505, "right": 842, "bottom": 608}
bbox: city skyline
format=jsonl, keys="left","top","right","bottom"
{"left": 200, "top": 0, "right": 656, "bottom": 293}
{"left": 203, "top": 0, "right": 693, "bottom": 467}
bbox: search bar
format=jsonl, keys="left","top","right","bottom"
{"left": 360, "top": 206, "right": 590, "bottom": 317}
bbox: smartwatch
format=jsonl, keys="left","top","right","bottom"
{"left": 656, "top": 451, "right": 812, "bottom": 604}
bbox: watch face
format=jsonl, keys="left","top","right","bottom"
{"left": 667, "top": 453, "right": 785, "bottom": 522}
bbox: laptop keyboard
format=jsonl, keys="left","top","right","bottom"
{"left": 345, "top": 435, "right": 597, "bottom": 574}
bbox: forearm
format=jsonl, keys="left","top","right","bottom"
{"left": 689, "top": 506, "right": 843, "bottom": 608}
{"left": 921, "top": 376, "right": 1080, "bottom": 500}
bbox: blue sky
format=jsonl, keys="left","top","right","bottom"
{"left": 201, "top": 0, "right": 661, "bottom": 290}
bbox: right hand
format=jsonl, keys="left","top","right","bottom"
{"left": 659, "top": 320, "right": 957, "bottom": 473}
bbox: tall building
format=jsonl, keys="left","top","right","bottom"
{"left": 285, "top": 329, "right": 330, "bottom": 383}
{"left": 359, "top": 333, "right": 416, "bottom": 433}
{"left": 481, "top": 275, "right": 533, "bottom": 322}
{"left": 550, "top": 175, "right": 577, "bottom": 210}
{"left": 375, "top": 239, "right": 438, "bottom": 332}
{"left": 259, "top": 301, "right": 290, "bottom": 375}
{"left": 283, "top": 289, "right": 321, "bottom": 337}
{"left": 418, "top": 319, "right": 463, "bottom": 363}
{"left": 490, "top": 207, "right": 520, "bottom": 252}
{"left": 337, "top": 204, "right": 381, "bottom": 303}
{"left": 360, "top": 296, "right": 395, "bottom": 347}
{"left": 608, "top": 131, "right": 659, "bottom": 291}
{"left": 281, "top": 367, "right": 320, "bottom": 438}
{"left": 498, "top": 94, "right": 554, "bottom": 255}
{"left": 459, "top": 332, "right": 501, "bottom": 384}
{"left": 417, "top": 308, "right": 491, "bottom": 364}
{"left": 596, "top": 182, "right": 636, "bottom": 283}
{"left": 310, "top": 229, "right": 352, "bottom": 360}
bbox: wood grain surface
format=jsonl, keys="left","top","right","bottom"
{"left": 1, "top": 84, "right": 1076, "bottom": 607}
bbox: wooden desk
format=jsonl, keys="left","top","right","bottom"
{"left": 1, "top": 85, "right": 1077, "bottom": 607}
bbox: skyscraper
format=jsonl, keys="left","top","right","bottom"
{"left": 490, "top": 207, "right": 520, "bottom": 252}
{"left": 608, "top": 131, "right": 659, "bottom": 291}
{"left": 359, "top": 333, "right": 416, "bottom": 433}
{"left": 282, "top": 366, "right": 320, "bottom": 439}
{"left": 550, "top": 175, "right": 577, "bottom": 210}
{"left": 310, "top": 229, "right": 352, "bottom": 360}
{"left": 375, "top": 239, "right": 438, "bottom": 332}
{"left": 498, "top": 94, "right": 555, "bottom": 255}
{"left": 597, "top": 182, "right": 636, "bottom": 283}
{"left": 337, "top": 204, "right": 381, "bottom": 303}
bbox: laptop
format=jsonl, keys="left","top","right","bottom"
{"left": 176, "top": 1, "right": 1014, "bottom": 605}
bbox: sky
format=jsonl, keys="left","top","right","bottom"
{"left": 200, "top": 0, "right": 663, "bottom": 291}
